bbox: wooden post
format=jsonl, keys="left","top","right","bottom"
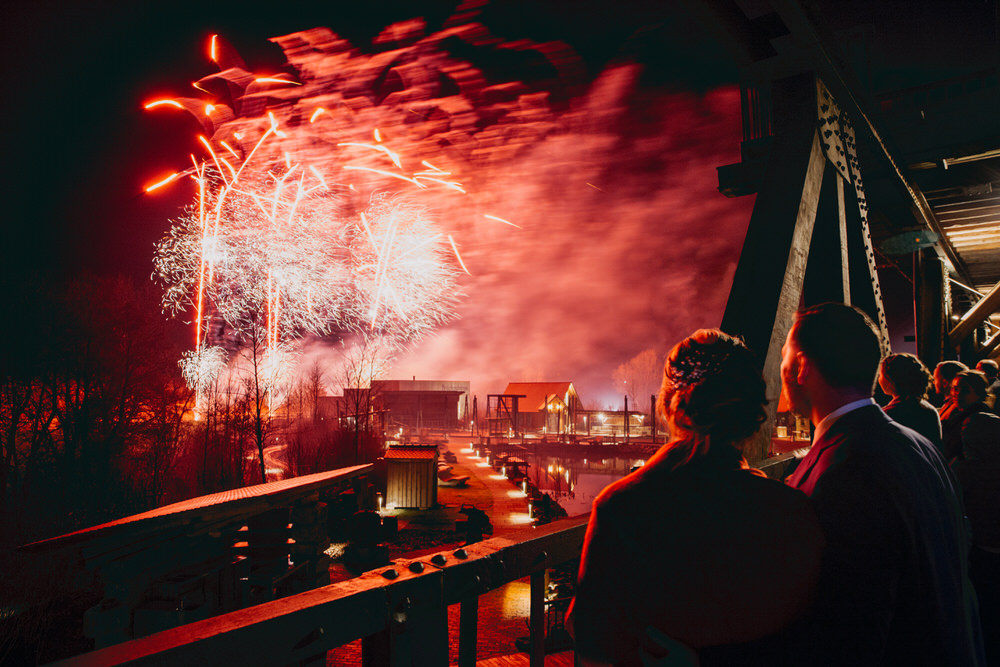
{"left": 623, "top": 395, "right": 629, "bottom": 444}
{"left": 915, "top": 247, "right": 949, "bottom": 366}
{"left": 650, "top": 394, "right": 657, "bottom": 444}
{"left": 530, "top": 570, "right": 546, "bottom": 667}
{"left": 458, "top": 597, "right": 479, "bottom": 667}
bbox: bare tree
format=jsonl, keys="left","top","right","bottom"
{"left": 305, "top": 360, "right": 326, "bottom": 424}
{"left": 335, "top": 338, "right": 391, "bottom": 464}
{"left": 613, "top": 348, "right": 663, "bottom": 409}
{"left": 236, "top": 318, "right": 291, "bottom": 485}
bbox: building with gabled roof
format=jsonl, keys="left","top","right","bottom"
{"left": 498, "top": 382, "right": 581, "bottom": 435}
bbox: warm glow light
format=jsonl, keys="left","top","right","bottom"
{"left": 145, "top": 99, "right": 184, "bottom": 110}
{"left": 309, "top": 107, "right": 325, "bottom": 123}
{"left": 209, "top": 34, "right": 218, "bottom": 62}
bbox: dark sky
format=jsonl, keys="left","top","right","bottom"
{"left": 2, "top": 1, "right": 756, "bottom": 403}
{"left": 1, "top": 0, "right": 736, "bottom": 286}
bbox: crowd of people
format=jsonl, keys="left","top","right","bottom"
{"left": 569, "top": 302, "right": 997, "bottom": 666}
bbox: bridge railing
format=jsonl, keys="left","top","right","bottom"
{"left": 52, "top": 514, "right": 590, "bottom": 667}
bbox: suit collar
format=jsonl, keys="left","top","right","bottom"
{"left": 813, "top": 398, "right": 876, "bottom": 443}
{"left": 787, "top": 403, "right": 884, "bottom": 492}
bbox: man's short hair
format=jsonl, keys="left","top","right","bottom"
{"left": 955, "top": 369, "right": 989, "bottom": 402}
{"left": 792, "top": 303, "right": 883, "bottom": 392}
{"left": 975, "top": 358, "right": 999, "bottom": 380}
{"left": 935, "top": 360, "right": 968, "bottom": 384}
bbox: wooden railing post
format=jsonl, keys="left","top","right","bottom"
{"left": 458, "top": 596, "right": 479, "bottom": 667}
{"left": 530, "top": 570, "right": 545, "bottom": 667}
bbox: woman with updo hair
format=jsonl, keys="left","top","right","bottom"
{"left": 569, "top": 329, "right": 824, "bottom": 666}
{"left": 878, "top": 353, "right": 942, "bottom": 449}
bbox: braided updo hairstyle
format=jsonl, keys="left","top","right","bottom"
{"left": 657, "top": 329, "right": 767, "bottom": 461}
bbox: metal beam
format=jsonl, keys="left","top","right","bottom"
{"left": 752, "top": 0, "right": 974, "bottom": 285}
{"left": 949, "top": 279, "right": 1000, "bottom": 347}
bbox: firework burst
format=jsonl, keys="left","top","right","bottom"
{"left": 148, "top": 36, "right": 480, "bottom": 395}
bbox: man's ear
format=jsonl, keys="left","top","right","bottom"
{"left": 796, "top": 352, "right": 810, "bottom": 384}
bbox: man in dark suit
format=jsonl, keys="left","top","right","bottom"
{"left": 782, "top": 303, "right": 984, "bottom": 666}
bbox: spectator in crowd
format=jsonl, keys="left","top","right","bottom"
{"left": 570, "top": 329, "right": 823, "bottom": 666}
{"left": 953, "top": 412, "right": 1000, "bottom": 667}
{"left": 975, "top": 358, "right": 1000, "bottom": 410}
{"left": 943, "top": 370, "right": 992, "bottom": 461}
{"left": 935, "top": 360, "right": 969, "bottom": 416}
{"left": 878, "top": 352, "right": 942, "bottom": 449}
{"left": 782, "top": 303, "right": 984, "bottom": 666}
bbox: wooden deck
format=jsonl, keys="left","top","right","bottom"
{"left": 476, "top": 651, "right": 576, "bottom": 666}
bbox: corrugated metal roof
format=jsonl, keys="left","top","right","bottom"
{"left": 384, "top": 447, "right": 438, "bottom": 460}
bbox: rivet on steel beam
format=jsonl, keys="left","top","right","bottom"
{"left": 382, "top": 568, "right": 399, "bottom": 579}
{"left": 533, "top": 551, "right": 548, "bottom": 565}
{"left": 409, "top": 561, "right": 425, "bottom": 573}
{"left": 454, "top": 548, "right": 468, "bottom": 559}
{"left": 430, "top": 554, "right": 447, "bottom": 567}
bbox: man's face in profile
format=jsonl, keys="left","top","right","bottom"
{"left": 780, "top": 323, "right": 810, "bottom": 418}
{"left": 933, "top": 367, "right": 948, "bottom": 396}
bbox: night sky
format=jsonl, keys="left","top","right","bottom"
{"left": 3, "top": 1, "right": 752, "bottom": 405}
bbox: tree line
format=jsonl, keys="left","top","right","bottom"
{"left": 0, "top": 274, "right": 381, "bottom": 549}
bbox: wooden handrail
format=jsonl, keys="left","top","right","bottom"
{"left": 52, "top": 515, "right": 590, "bottom": 667}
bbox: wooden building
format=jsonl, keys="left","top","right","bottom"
{"left": 372, "top": 379, "right": 471, "bottom": 431}
{"left": 384, "top": 446, "right": 439, "bottom": 510}
{"left": 499, "top": 382, "right": 581, "bottom": 435}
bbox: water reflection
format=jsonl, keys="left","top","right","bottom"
{"left": 525, "top": 453, "right": 645, "bottom": 516}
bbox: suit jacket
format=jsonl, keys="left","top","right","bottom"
{"left": 788, "top": 404, "right": 984, "bottom": 666}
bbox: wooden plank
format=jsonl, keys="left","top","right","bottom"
{"left": 53, "top": 516, "right": 590, "bottom": 667}
{"left": 476, "top": 653, "right": 575, "bottom": 667}
{"left": 22, "top": 465, "right": 374, "bottom": 554}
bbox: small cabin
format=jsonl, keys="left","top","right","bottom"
{"left": 384, "top": 446, "right": 439, "bottom": 510}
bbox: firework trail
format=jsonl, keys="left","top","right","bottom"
{"left": 146, "top": 30, "right": 518, "bottom": 393}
